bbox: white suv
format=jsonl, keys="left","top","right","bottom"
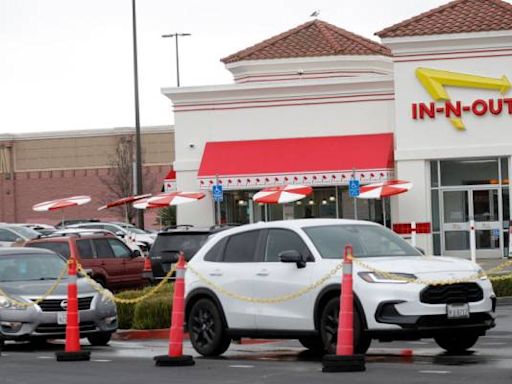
{"left": 185, "top": 219, "right": 496, "bottom": 356}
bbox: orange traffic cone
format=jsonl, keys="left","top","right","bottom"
{"left": 322, "top": 244, "right": 365, "bottom": 372}
{"left": 56, "top": 256, "right": 91, "bottom": 361}
{"left": 154, "top": 252, "right": 194, "bottom": 367}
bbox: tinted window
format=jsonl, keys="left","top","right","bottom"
{"left": 204, "top": 238, "right": 227, "bottom": 262}
{"left": 223, "top": 230, "right": 260, "bottom": 263}
{"left": 150, "top": 233, "right": 209, "bottom": 259}
{"left": 28, "top": 242, "right": 71, "bottom": 259}
{"left": 108, "top": 238, "right": 131, "bottom": 258}
{"left": 93, "top": 239, "right": 115, "bottom": 259}
{"left": 304, "top": 225, "right": 421, "bottom": 259}
{"left": 265, "top": 229, "right": 311, "bottom": 262}
{"left": 103, "top": 225, "right": 121, "bottom": 233}
{"left": 76, "top": 239, "right": 94, "bottom": 259}
{"left": 0, "top": 229, "right": 18, "bottom": 242}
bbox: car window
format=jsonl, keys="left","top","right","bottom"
{"left": 103, "top": 225, "right": 121, "bottom": 233}
{"left": 9, "top": 226, "right": 40, "bottom": 239}
{"left": 0, "top": 253, "right": 66, "bottom": 281}
{"left": 150, "top": 233, "right": 209, "bottom": 259}
{"left": 107, "top": 238, "right": 132, "bottom": 258}
{"left": 0, "top": 229, "right": 18, "bottom": 242}
{"left": 304, "top": 224, "right": 421, "bottom": 259}
{"left": 76, "top": 239, "right": 94, "bottom": 259}
{"left": 28, "top": 242, "right": 71, "bottom": 259}
{"left": 265, "top": 229, "right": 311, "bottom": 262}
{"left": 204, "top": 237, "right": 227, "bottom": 262}
{"left": 222, "top": 230, "right": 260, "bottom": 263}
{"left": 93, "top": 239, "right": 115, "bottom": 259}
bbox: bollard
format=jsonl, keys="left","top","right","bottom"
{"left": 154, "top": 252, "right": 195, "bottom": 367}
{"left": 322, "top": 244, "right": 365, "bottom": 372}
{"left": 56, "top": 256, "right": 91, "bottom": 361}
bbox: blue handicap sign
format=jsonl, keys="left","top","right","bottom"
{"left": 212, "top": 184, "right": 223, "bottom": 202}
{"left": 349, "top": 179, "right": 360, "bottom": 198}
{"left": 492, "top": 228, "right": 500, "bottom": 238}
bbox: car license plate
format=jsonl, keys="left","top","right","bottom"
{"left": 57, "top": 312, "right": 67, "bottom": 325}
{"left": 446, "top": 303, "right": 470, "bottom": 319}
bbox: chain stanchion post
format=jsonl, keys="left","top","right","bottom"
{"left": 154, "top": 251, "right": 195, "bottom": 367}
{"left": 322, "top": 244, "right": 365, "bottom": 373}
{"left": 56, "top": 256, "right": 91, "bottom": 361}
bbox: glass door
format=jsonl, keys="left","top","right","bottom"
{"left": 442, "top": 188, "right": 502, "bottom": 258}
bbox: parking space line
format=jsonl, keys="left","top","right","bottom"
{"left": 92, "top": 359, "right": 112, "bottom": 362}
{"left": 229, "top": 365, "right": 255, "bottom": 368}
{"left": 37, "top": 356, "right": 53, "bottom": 359}
{"left": 419, "top": 370, "right": 451, "bottom": 374}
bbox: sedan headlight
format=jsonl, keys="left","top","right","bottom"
{"left": 0, "top": 295, "right": 28, "bottom": 310}
{"left": 358, "top": 271, "right": 417, "bottom": 284}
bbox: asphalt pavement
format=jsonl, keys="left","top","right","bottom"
{"left": 2, "top": 304, "right": 512, "bottom": 384}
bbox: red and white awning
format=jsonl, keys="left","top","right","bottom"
{"left": 253, "top": 185, "right": 313, "bottom": 204}
{"left": 357, "top": 180, "right": 413, "bottom": 199}
{"left": 33, "top": 195, "right": 91, "bottom": 212}
{"left": 97, "top": 194, "right": 151, "bottom": 211}
{"left": 197, "top": 134, "right": 395, "bottom": 190}
{"left": 133, "top": 192, "right": 205, "bottom": 209}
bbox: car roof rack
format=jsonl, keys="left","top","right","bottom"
{"left": 42, "top": 229, "right": 114, "bottom": 238}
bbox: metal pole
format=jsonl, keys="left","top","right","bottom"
{"left": 131, "top": 0, "right": 144, "bottom": 229}
{"left": 175, "top": 34, "right": 180, "bottom": 87}
{"left": 470, "top": 219, "right": 476, "bottom": 263}
{"left": 382, "top": 198, "right": 386, "bottom": 227}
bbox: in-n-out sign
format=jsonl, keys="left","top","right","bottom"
{"left": 411, "top": 67, "right": 511, "bottom": 130}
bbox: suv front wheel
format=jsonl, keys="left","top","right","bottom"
{"left": 188, "top": 298, "right": 231, "bottom": 357}
{"left": 319, "top": 297, "right": 371, "bottom": 354}
{"left": 434, "top": 332, "right": 479, "bottom": 354}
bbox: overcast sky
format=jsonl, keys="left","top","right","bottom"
{"left": 0, "top": 0, "right": 451, "bottom": 134}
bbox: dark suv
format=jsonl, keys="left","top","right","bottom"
{"left": 149, "top": 226, "right": 235, "bottom": 280}
{"left": 25, "top": 233, "right": 146, "bottom": 290}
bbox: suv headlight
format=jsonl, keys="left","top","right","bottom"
{"left": 476, "top": 268, "right": 488, "bottom": 280}
{"left": 358, "top": 271, "right": 417, "bottom": 284}
{"left": 0, "top": 295, "right": 28, "bottom": 310}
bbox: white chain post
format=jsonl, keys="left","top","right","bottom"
{"left": 469, "top": 219, "right": 476, "bottom": 263}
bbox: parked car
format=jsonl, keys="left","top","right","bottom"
{"left": 0, "top": 224, "right": 41, "bottom": 247}
{"left": 14, "top": 223, "right": 56, "bottom": 237}
{"left": 54, "top": 219, "right": 100, "bottom": 228}
{"left": 25, "top": 232, "right": 146, "bottom": 290}
{"left": 184, "top": 219, "right": 496, "bottom": 357}
{"left": 148, "top": 225, "right": 234, "bottom": 280}
{"left": 67, "top": 222, "right": 156, "bottom": 250}
{"left": 0, "top": 247, "right": 117, "bottom": 347}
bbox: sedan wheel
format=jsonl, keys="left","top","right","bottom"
{"left": 188, "top": 298, "right": 231, "bottom": 357}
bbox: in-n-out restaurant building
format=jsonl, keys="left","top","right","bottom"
{"left": 163, "top": 0, "right": 512, "bottom": 259}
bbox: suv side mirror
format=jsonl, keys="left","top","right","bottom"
{"left": 116, "top": 231, "right": 126, "bottom": 238}
{"left": 279, "top": 249, "right": 307, "bottom": 269}
{"left": 131, "top": 249, "right": 142, "bottom": 258}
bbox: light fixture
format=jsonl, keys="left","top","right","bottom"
{"left": 296, "top": 201, "right": 302, "bottom": 206}
{"left": 329, "top": 195, "right": 336, "bottom": 202}
{"left": 238, "top": 200, "right": 247, "bottom": 206}
{"left": 321, "top": 199, "right": 327, "bottom": 205}
{"left": 308, "top": 199, "right": 314, "bottom": 205}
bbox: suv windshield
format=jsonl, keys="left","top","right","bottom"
{"left": 304, "top": 224, "right": 421, "bottom": 258}
{"left": 9, "top": 226, "right": 40, "bottom": 240}
{"left": 150, "top": 233, "right": 209, "bottom": 259}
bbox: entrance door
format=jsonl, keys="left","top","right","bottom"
{"left": 442, "top": 188, "right": 502, "bottom": 258}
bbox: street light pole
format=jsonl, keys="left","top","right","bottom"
{"left": 132, "top": 0, "right": 144, "bottom": 229}
{"left": 161, "top": 33, "right": 191, "bottom": 87}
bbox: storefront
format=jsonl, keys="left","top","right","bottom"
{"left": 163, "top": 0, "right": 512, "bottom": 259}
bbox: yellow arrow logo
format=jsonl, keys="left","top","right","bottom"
{"left": 415, "top": 67, "right": 511, "bottom": 130}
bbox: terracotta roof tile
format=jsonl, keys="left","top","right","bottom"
{"left": 376, "top": 0, "right": 512, "bottom": 38}
{"left": 222, "top": 20, "right": 391, "bottom": 64}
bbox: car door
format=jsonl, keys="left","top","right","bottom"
{"left": 251, "top": 228, "right": 315, "bottom": 330}
{"left": 91, "top": 238, "right": 124, "bottom": 287}
{"left": 0, "top": 228, "right": 19, "bottom": 247}
{"left": 197, "top": 230, "right": 263, "bottom": 330}
{"left": 107, "top": 238, "right": 144, "bottom": 286}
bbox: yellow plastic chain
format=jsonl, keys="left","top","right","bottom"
{"left": 0, "top": 260, "right": 69, "bottom": 307}
{"left": 77, "top": 262, "right": 176, "bottom": 304}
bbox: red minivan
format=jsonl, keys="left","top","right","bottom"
{"left": 25, "top": 233, "right": 146, "bottom": 290}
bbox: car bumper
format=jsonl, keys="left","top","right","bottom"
{"left": 0, "top": 294, "right": 117, "bottom": 340}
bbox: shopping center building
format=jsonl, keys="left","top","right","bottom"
{"left": 163, "top": 0, "right": 512, "bottom": 259}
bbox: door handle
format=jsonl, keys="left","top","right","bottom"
{"left": 209, "top": 270, "right": 223, "bottom": 277}
{"left": 256, "top": 269, "right": 269, "bottom": 276}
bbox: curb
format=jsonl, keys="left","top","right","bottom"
{"left": 112, "top": 329, "right": 280, "bottom": 345}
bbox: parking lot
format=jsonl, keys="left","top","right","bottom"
{"left": 1, "top": 302, "right": 511, "bottom": 384}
